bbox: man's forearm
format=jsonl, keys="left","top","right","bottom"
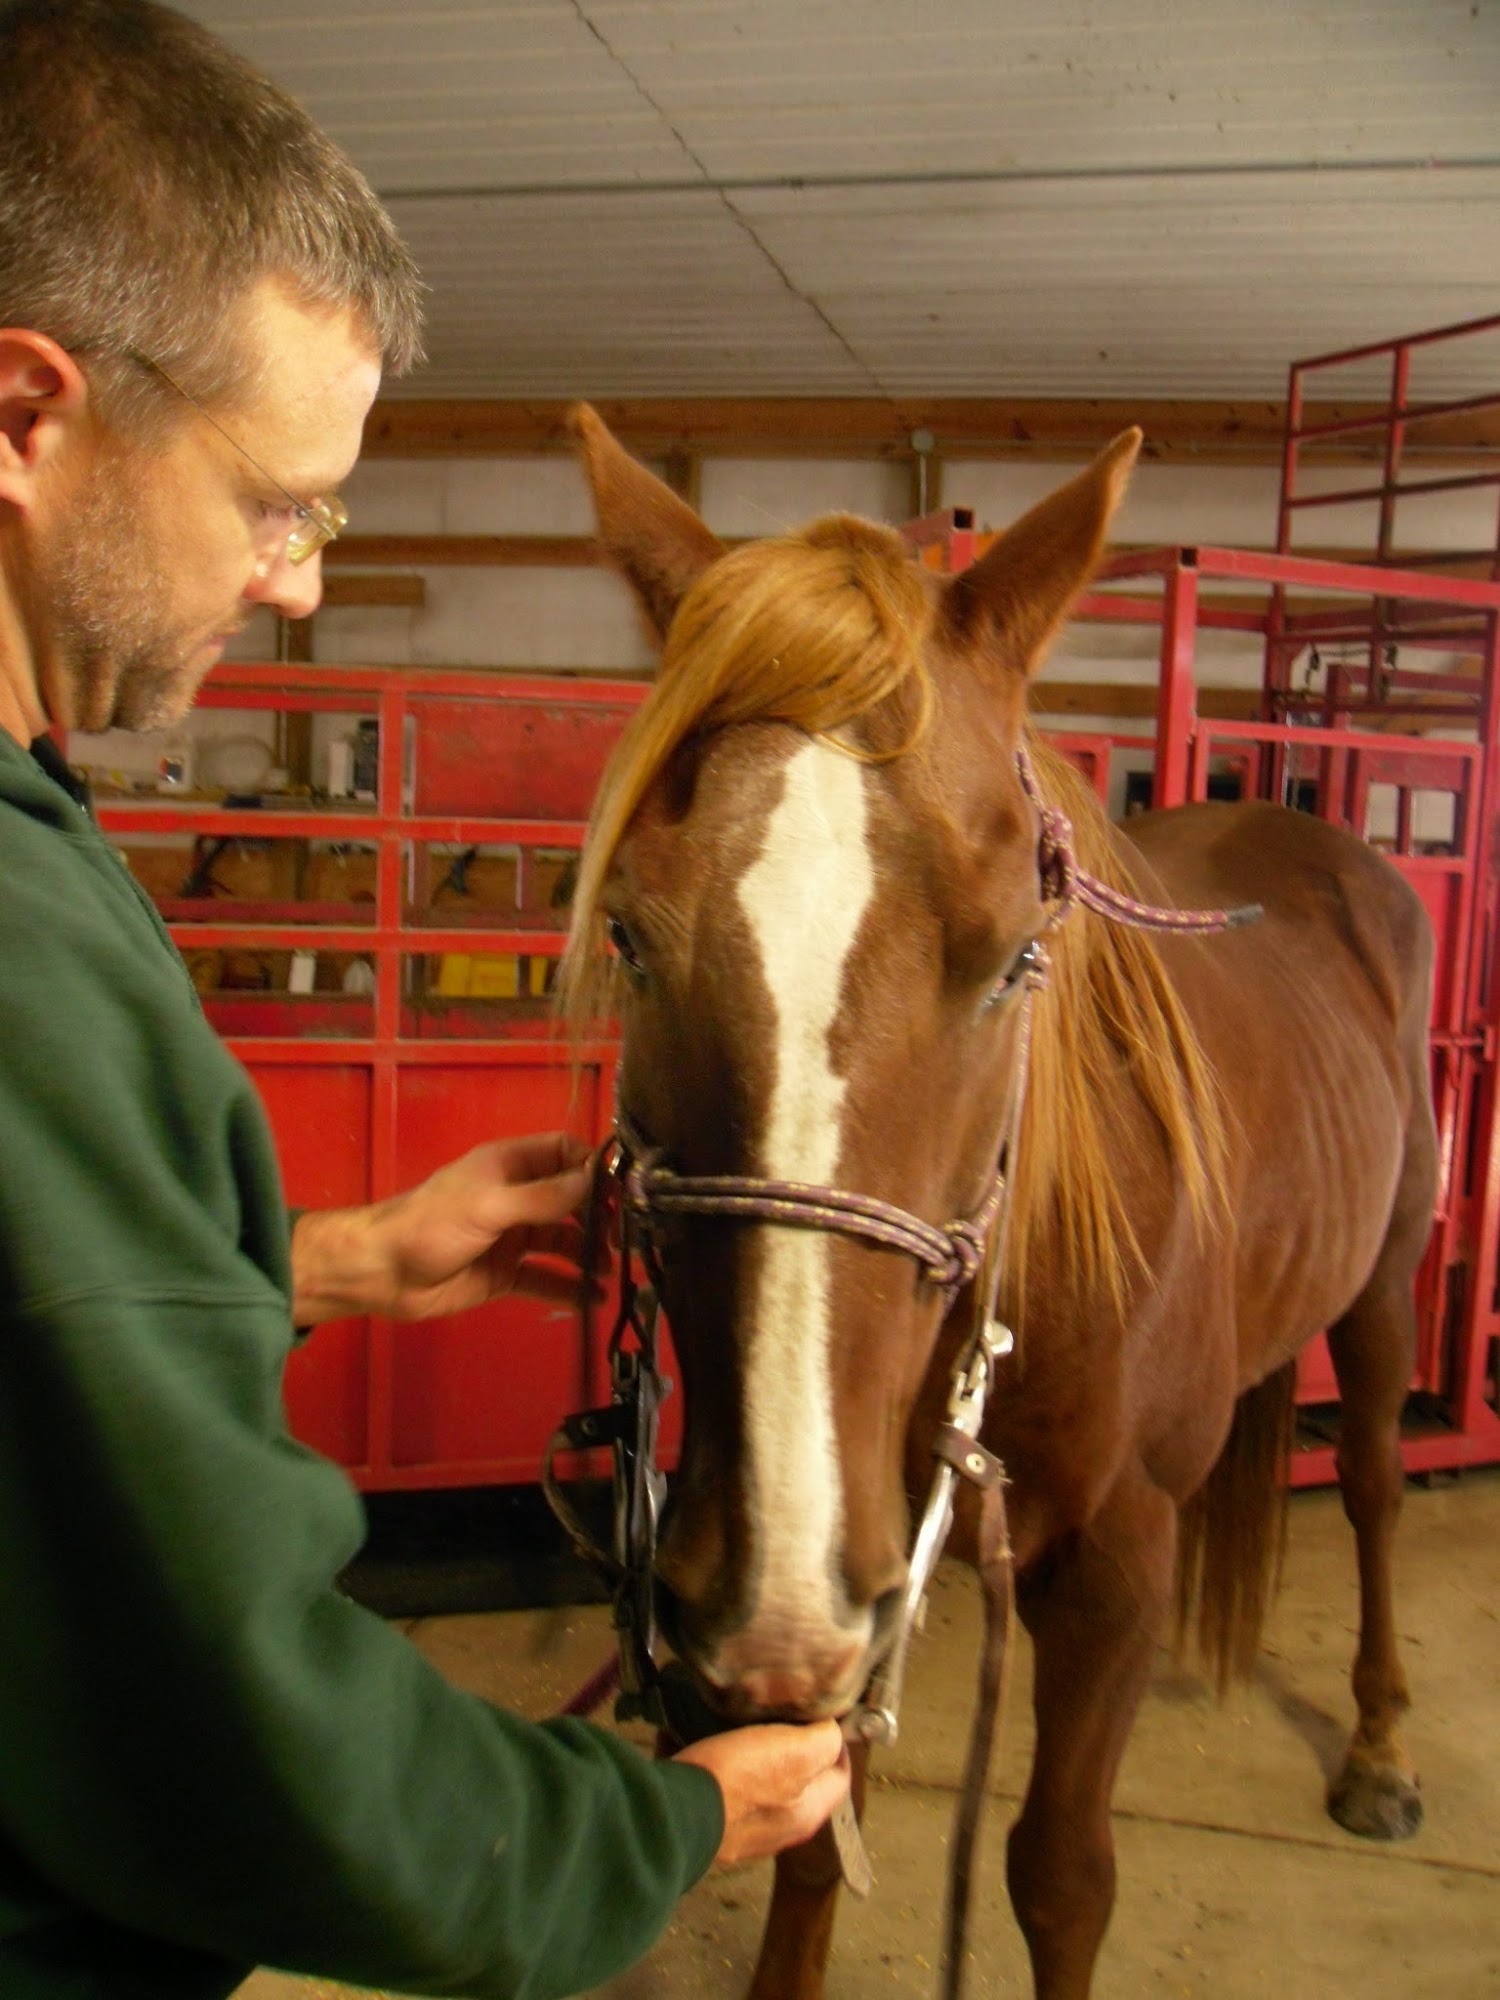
{"left": 288, "top": 1205, "right": 388, "bottom": 1328}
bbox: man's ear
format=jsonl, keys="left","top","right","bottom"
{"left": 570, "top": 402, "right": 723, "bottom": 643}
{"left": 0, "top": 331, "right": 90, "bottom": 512}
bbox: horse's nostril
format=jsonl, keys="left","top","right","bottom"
{"left": 737, "top": 1665, "right": 821, "bottom": 1713}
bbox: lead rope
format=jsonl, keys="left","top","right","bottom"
{"left": 945, "top": 1478, "right": 1016, "bottom": 1998}
{"left": 1017, "top": 740, "right": 1264, "bottom": 937}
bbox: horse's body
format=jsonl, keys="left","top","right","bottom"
{"left": 567, "top": 411, "right": 1436, "bottom": 2000}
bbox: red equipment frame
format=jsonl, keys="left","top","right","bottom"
{"left": 89, "top": 662, "right": 1128, "bottom": 1498}
{"left": 92, "top": 666, "right": 652, "bottom": 1490}
{"left": 911, "top": 313, "right": 1500, "bottom": 1486}
{"left": 82, "top": 315, "right": 1500, "bottom": 1495}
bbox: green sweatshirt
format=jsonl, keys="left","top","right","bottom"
{"left": 0, "top": 730, "right": 721, "bottom": 2000}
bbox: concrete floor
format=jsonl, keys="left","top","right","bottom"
{"left": 239, "top": 1470, "right": 1500, "bottom": 2000}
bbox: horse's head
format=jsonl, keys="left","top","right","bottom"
{"left": 565, "top": 410, "right": 1139, "bottom": 1722}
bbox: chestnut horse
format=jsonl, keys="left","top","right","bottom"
{"left": 563, "top": 409, "right": 1436, "bottom": 2000}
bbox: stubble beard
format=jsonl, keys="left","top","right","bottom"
{"left": 42, "top": 470, "right": 224, "bottom": 734}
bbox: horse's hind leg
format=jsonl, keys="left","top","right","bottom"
{"left": 1323, "top": 1124, "right": 1434, "bottom": 1840}
{"left": 1007, "top": 1471, "right": 1176, "bottom": 2000}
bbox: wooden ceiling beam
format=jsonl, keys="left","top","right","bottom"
{"left": 362, "top": 396, "right": 1500, "bottom": 465}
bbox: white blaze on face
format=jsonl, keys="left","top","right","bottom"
{"left": 734, "top": 738, "right": 875, "bottom": 1654}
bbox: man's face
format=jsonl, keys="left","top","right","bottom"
{"left": 31, "top": 279, "right": 381, "bottom": 733}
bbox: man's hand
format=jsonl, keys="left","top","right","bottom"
{"left": 290, "top": 1132, "right": 602, "bottom": 1327}
{"left": 673, "top": 1720, "right": 850, "bottom": 1868}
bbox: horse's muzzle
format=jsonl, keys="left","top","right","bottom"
{"left": 657, "top": 1577, "right": 905, "bottom": 1724}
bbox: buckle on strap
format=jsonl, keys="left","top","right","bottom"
{"left": 933, "top": 1422, "right": 1006, "bottom": 1490}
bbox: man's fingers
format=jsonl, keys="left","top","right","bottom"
{"left": 750, "top": 1719, "right": 846, "bottom": 1796}
{"left": 509, "top": 1219, "right": 590, "bottom": 1261}
{"left": 475, "top": 1162, "right": 592, "bottom": 1232}
{"left": 673, "top": 1719, "right": 850, "bottom": 1868}
{"left": 509, "top": 1258, "right": 607, "bottom": 1305}
{"left": 754, "top": 1761, "right": 851, "bottom": 1852}
{"left": 491, "top": 1131, "right": 593, "bottom": 1183}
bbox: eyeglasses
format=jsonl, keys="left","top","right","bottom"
{"left": 125, "top": 351, "right": 348, "bottom": 566}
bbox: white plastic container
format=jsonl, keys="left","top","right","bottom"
{"left": 326, "top": 737, "right": 354, "bottom": 798}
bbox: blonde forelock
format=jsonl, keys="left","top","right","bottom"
{"left": 560, "top": 516, "right": 933, "bottom": 1022}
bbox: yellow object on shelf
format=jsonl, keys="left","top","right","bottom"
{"left": 468, "top": 956, "right": 519, "bottom": 998}
{"left": 434, "top": 954, "right": 473, "bottom": 997}
{"left": 434, "top": 953, "right": 533, "bottom": 999}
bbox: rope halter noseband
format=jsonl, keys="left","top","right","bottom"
{"left": 615, "top": 1108, "right": 1005, "bottom": 1308}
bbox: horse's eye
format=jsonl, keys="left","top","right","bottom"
{"left": 606, "top": 916, "right": 646, "bottom": 981}
{"left": 982, "top": 938, "right": 1040, "bottom": 1013}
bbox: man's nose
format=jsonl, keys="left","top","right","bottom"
{"left": 246, "top": 541, "right": 324, "bottom": 621}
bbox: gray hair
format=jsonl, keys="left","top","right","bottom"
{"left": 0, "top": 0, "right": 425, "bottom": 434}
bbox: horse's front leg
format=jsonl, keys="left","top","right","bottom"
{"left": 746, "top": 1739, "right": 868, "bottom": 2000}
{"left": 1007, "top": 1473, "right": 1175, "bottom": 2000}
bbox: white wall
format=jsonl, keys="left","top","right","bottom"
{"left": 220, "top": 447, "right": 1497, "bottom": 682}
{"left": 138, "top": 443, "right": 1481, "bottom": 837}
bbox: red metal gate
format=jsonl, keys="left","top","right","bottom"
{"left": 84, "top": 314, "right": 1500, "bottom": 1491}
{"left": 91, "top": 667, "right": 655, "bottom": 1488}
{"left": 911, "top": 312, "right": 1500, "bottom": 1485}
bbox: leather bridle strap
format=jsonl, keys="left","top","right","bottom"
{"left": 942, "top": 1475, "right": 1015, "bottom": 1999}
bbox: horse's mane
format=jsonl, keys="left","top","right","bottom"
{"left": 562, "top": 515, "right": 1226, "bottom": 1312}
{"left": 1007, "top": 736, "right": 1227, "bottom": 1315}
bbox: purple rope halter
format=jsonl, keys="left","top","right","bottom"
{"left": 616, "top": 1108, "right": 1004, "bottom": 1303}
{"left": 1017, "top": 741, "right": 1263, "bottom": 936}
{"left": 611, "top": 748, "right": 1259, "bottom": 1292}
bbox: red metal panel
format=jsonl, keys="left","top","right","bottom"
{"left": 84, "top": 665, "right": 645, "bottom": 1491}
{"left": 1298, "top": 1335, "right": 1339, "bottom": 1402}
{"left": 386, "top": 1058, "right": 606, "bottom": 1480}
{"left": 1045, "top": 733, "right": 1115, "bottom": 805}
{"left": 409, "top": 691, "right": 639, "bottom": 819}
{"left": 1153, "top": 559, "right": 1199, "bottom": 808}
{"left": 253, "top": 1063, "right": 373, "bottom": 1208}
{"left": 249, "top": 1063, "right": 373, "bottom": 1468}
{"left": 910, "top": 373, "right": 1500, "bottom": 1483}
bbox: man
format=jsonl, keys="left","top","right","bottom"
{"left": 0, "top": 4, "right": 848, "bottom": 1997}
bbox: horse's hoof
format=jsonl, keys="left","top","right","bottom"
{"left": 1328, "top": 1757, "right": 1423, "bottom": 1841}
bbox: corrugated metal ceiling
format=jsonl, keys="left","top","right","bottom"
{"left": 185, "top": 0, "right": 1500, "bottom": 399}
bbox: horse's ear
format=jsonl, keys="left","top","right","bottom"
{"left": 569, "top": 403, "right": 724, "bottom": 643}
{"left": 942, "top": 428, "right": 1142, "bottom": 679}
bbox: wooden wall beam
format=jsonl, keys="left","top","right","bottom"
{"left": 362, "top": 396, "right": 1500, "bottom": 465}
{"left": 1029, "top": 684, "right": 1260, "bottom": 721}
{"left": 318, "top": 573, "right": 427, "bottom": 608}
{"left": 326, "top": 535, "right": 1487, "bottom": 578}
{"left": 327, "top": 535, "right": 597, "bottom": 568}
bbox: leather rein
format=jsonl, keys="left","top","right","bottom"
{"left": 543, "top": 743, "right": 1260, "bottom": 1996}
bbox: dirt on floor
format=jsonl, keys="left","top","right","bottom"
{"left": 239, "top": 1469, "right": 1500, "bottom": 2000}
